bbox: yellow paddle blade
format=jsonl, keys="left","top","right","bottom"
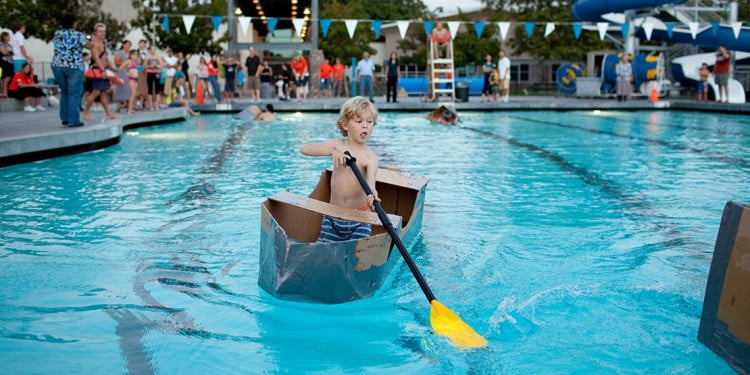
{"left": 430, "top": 300, "right": 488, "bottom": 348}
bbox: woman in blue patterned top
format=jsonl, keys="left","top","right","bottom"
{"left": 51, "top": 14, "right": 93, "bottom": 127}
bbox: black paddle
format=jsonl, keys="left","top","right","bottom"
{"left": 344, "top": 151, "right": 487, "bottom": 348}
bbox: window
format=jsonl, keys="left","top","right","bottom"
{"left": 551, "top": 64, "right": 561, "bottom": 82}
{"left": 510, "top": 64, "right": 529, "bottom": 82}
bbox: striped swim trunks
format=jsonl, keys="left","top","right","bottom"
{"left": 317, "top": 215, "right": 372, "bottom": 243}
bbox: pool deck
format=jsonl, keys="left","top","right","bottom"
{"left": 1, "top": 96, "right": 748, "bottom": 167}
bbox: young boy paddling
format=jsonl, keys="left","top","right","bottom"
{"left": 300, "top": 96, "right": 380, "bottom": 242}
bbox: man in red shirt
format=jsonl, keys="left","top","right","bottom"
{"left": 714, "top": 44, "right": 731, "bottom": 103}
{"left": 332, "top": 57, "right": 345, "bottom": 98}
{"left": 319, "top": 58, "right": 332, "bottom": 98}
{"left": 290, "top": 54, "right": 308, "bottom": 101}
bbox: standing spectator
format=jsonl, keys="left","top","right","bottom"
{"left": 206, "top": 55, "right": 222, "bottom": 103}
{"left": 356, "top": 51, "right": 375, "bottom": 103}
{"left": 136, "top": 40, "right": 148, "bottom": 108}
{"left": 8, "top": 63, "right": 46, "bottom": 112}
{"left": 291, "top": 54, "right": 309, "bottom": 101}
{"left": 51, "top": 14, "right": 92, "bottom": 126}
{"left": 332, "top": 57, "right": 345, "bottom": 98}
{"left": 384, "top": 52, "right": 400, "bottom": 103}
{"left": 259, "top": 60, "right": 273, "bottom": 98}
{"left": 714, "top": 44, "right": 731, "bottom": 103}
{"left": 82, "top": 23, "right": 118, "bottom": 120}
{"left": 481, "top": 54, "right": 495, "bottom": 103}
{"left": 319, "top": 58, "right": 332, "bottom": 98}
{"left": 113, "top": 40, "right": 131, "bottom": 113}
{"left": 275, "top": 62, "right": 291, "bottom": 101}
{"left": 119, "top": 49, "right": 140, "bottom": 114}
{"left": 245, "top": 47, "right": 261, "bottom": 101}
{"left": 163, "top": 49, "right": 178, "bottom": 97}
{"left": 143, "top": 45, "right": 163, "bottom": 111}
{"left": 177, "top": 51, "right": 190, "bottom": 98}
{"left": 0, "top": 32, "right": 14, "bottom": 98}
{"left": 10, "top": 24, "right": 33, "bottom": 73}
{"left": 697, "top": 63, "right": 710, "bottom": 102}
{"left": 497, "top": 50, "right": 511, "bottom": 103}
{"left": 196, "top": 56, "right": 209, "bottom": 99}
{"left": 223, "top": 56, "right": 239, "bottom": 99}
{"left": 615, "top": 54, "right": 632, "bottom": 102}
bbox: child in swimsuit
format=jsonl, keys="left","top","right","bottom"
{"left": 489, "top": 68, "right": 500, "bottom": 102}
{"left": 300, "top": 96, "right": 381, "bottom": 243}
{"left": 120, "top": 49, "right": 140, "bottom": 114}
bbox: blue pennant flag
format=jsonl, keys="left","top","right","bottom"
{"left": 162, "top": 16, "right": 170, "bottom": 33}
{"left": 666, "top": 23, "right": 674, "bottom": 38}
{"left": 424, "top": 21, "right": 434, "bottom": 35}
{"left": 319, "top": 19, "right": 331, "bottom": 37}
{"left": 267, "top": 18, "right": 278, "bottom": 34}
{"left": 211, "top": 16, "right": 223, "bottom": 32}
{"left": 372, "top": 20, "right": 382, "bottom": 39}
{"left": 525, "top": 22, "right": 535, "bottom": 37}
{"left": 711, "top": 22, "right": 720, "bottom": 37}
{"left": 474, "top": 22, "right": 485, "bottom": 38}
{"left": 620, "top": 22, "right": 629, "bottom": 39}
{"left": 573, "top": 23, "right": 583, "bottom": 39}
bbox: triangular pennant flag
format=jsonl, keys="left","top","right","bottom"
{"left": 292, "top": 19, "right": 305, "bottom": 38}
{"left": 642, "top": 20, "right": 654, "bottom": 40}
{"left": 711, "top": 22, "right": 719, "bottom": 37}
{"left": 620, "top": 22, "right": 629, "bottom": 39}
{"left": 211, "top": 16, "right": 223, "bottom": 32}
{"left": 424, "top": 21, "right": 434, "bottom": 36}
{"left": 597, "top": 22, "right": 608, "bottom": 40}
{"left": 666, "top": 23, "right": 674, "bottom": 38}
{"left": 397, "top": 21, "right": 409, "bottom": 39}
{"left": 182, "top": 15, "right": 195, "bottom": 34}
{"left": 497, "top": 22, "right": 510, "bottom": 41}
{"left": 447, "top": 21, "right": 460, "bottom": 40}
{"left": 162, "top": 16, "right": 170, "bottom": 33}
{"left": 474, "top": 22, "right": 485, "bottom": 38}
{"left": 573, "top": 23, "right": 583, "bottom": 39}
{"left": 371, "top": 20, "right": 382, "bottom": 39}
{"left": 318, "top": 19, "right": 330, "bottom": 37}
{"left": 345, "top": 20, "right": 358, "bottom": 38}
{"left": 238, "top": 16, "right": 251, "bottom": 35}
{"left": 731, "top": 22, "right": 742, "bottom": 39}
{"left": 268, "top": 18, "right": 278, "bottom": 34}
{"left": 688, "top": 22, "right": 699, "bottom": 39}
{"left": 524, "top": 22, "right": 535, "bottom": 37}
{"left": 544, "top": 22, "right": 555, "bottom": 37}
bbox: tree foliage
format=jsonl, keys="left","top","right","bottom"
{"left": 0, "top": 0, "right": 129, "bottom": 50}
{"left": 130, "top": 0, "right": 231, "bottom": 56}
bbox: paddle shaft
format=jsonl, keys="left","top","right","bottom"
{"left": 344, "top": 153, "right": 436, "bottom": 303}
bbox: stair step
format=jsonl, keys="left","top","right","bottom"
{"left": 432, "top": 59, "right": 453, "bottom": 64}
{"left": 433, "top": 89, "right": 454, "bottom": 93}
{"left": 432, "top": 79, "right": 454, "bottom": 83}
{"left": 432, "top": 69, "right": 454, "bottom": 73}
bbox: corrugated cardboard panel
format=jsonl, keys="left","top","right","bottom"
{"left": 717, "top": 206, "right": 750, "bottom": 343}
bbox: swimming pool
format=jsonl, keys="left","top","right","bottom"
{"left": 1, "top": 110, "right": 747, "bottom": 373}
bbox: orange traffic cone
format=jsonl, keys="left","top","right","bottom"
{"left": 649, "top": 86, "right": 659, "bottom": 102}
{"left": 196, "top": 80, "right": 204, "bottom": 104}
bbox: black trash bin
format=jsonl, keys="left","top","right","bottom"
{"left": 455, "top": 81, "right": 469, "bottom": 102}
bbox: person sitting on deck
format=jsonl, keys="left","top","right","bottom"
{"left": 426, "top": 103, "right": 458, "bottom": 125}
{"left": 300, "top": 96, "right": 381, "bottom": 243}
{"left": 248, "top": 104, "right": 276, "bottom": 121}
{"left": 8, "top": 62, "right": 46, "bottom": 112}
{"left": 430, "top": 22, "right": 451, "bottom": 59}
{"left": 165, "top": 80, "right": 200, "bottom": 116}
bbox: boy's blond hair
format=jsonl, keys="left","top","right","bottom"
{"left": 336, "top": 96, "right": 378, "bottom": 136}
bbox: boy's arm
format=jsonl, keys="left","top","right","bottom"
{"left": 301, "top": 139, "right": 349, "bottom": 168}
{"left": 365, "top": 157, "right": 380, "bottom": 209}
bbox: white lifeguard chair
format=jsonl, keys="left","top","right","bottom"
{"left": 428, "top": 38, "right": 455, "bottom": 102}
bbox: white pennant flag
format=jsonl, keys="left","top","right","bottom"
{"left": 642, "top": 20, "right": 654, "bottom": 40}
{"left": 396, "top": 21, "right": 409, "bottom": 39}
{"left": 182, "top": 15, "right": 195, "bottom": 34}
{"left": 544, "top": 22, "right": 555, "bottom": 37}
{"left": 447, "top": 21, "right": 460, "bottom": 40}
{"left": 345, "top": 20, "right": 358, "bottom": 38}
{"left": 688, "top": 22, "right": 699, "bottom": 39}
{"left": 292, "top": 19, "right": 305, "bottom": 38}
{"left": 497, "top": 22, "right": 511, "bottom": 41}
{"left": 597, "top": 22, "right": 608, "bottom": 40}
{"left": 732, "top": 22, "right": 742, "bottom": 39}
{"left": 238, "top": 16, "right": 251, "bottom": 35}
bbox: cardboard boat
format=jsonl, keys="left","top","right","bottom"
{"left": 258, "top": 168, "right": 428, "bottom": 304}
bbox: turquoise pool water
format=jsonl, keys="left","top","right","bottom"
{"left": 1, "top": 110, "right": 747, "bottom": 373}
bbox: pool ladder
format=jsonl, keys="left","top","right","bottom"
{"left": 428, "top": 38, "right": 455, "bottom": 102}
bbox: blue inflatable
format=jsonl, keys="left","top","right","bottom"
{"left": 601, "top": 52, "right": 660, "bottom": 93}
{"left": 556, "top": 64, "right": 583, "bottom": 95}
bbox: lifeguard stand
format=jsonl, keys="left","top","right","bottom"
{"left": 428, "top": 38, "right": 455, "bottom": 102}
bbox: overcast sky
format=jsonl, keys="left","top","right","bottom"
{"left": 423, "top": 0, "right": 485, "bottom": 14}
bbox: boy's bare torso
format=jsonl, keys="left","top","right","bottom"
{"left": 329, "top": 140, "right": 376, "bottom": 209}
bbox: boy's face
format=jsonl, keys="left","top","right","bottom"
{"left": 344, "top": 110, "right": 375, "bottom": 144}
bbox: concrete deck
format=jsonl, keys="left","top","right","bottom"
{"left": 1, "top": 95, "right": 748, "bottom": 167}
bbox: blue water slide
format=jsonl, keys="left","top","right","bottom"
{"left": 572, "top": 0, "right": 687, "bottom": 22}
